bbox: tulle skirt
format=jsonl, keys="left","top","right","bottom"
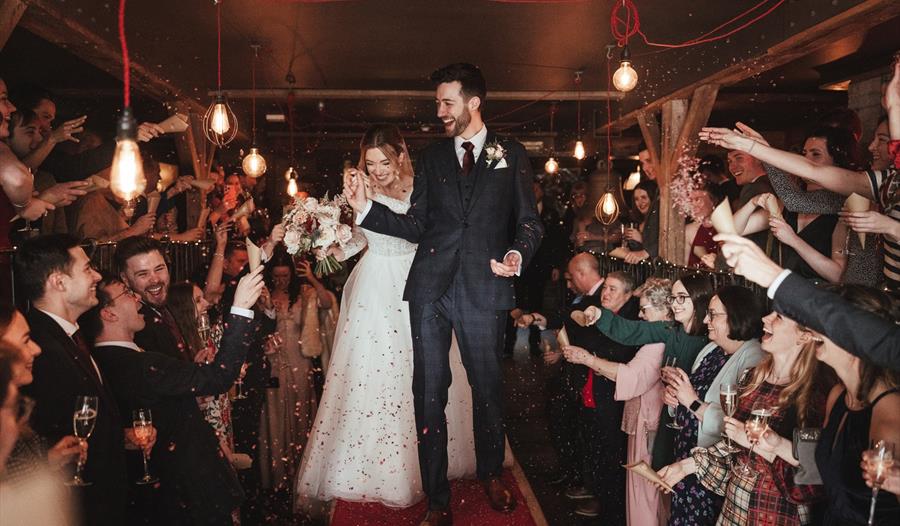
{"left": 294, "top": 250, "right": 477, "bottom": 510}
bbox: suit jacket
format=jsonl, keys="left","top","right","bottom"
{"left": 22, "top": 309, "right": 127, "bottom": 526}
{"left": 773, "top": 272, "right": 900, "bottom": 371}
{"left": 134, "top": 303, "right": 187, "bottom": 361}
{"left": 361, "top": 133, "right": 543, "bottom": 309}
{"left": 544, "top": 288, "right": 602, "bottom": 393}
{"left": 91, "top": 313, "right": 255, "bottom": 523}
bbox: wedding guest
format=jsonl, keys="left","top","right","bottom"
{"left": 685, "top": 187, "right": 719, "bottom": 269}
{"left": 81, "top": 271, "right": 262, "bottom": 525}
{"left": 557, "top": 277, "right": 672, "bottom": 526}
{"left": 558, "top": 270, "right": 639, "bottom": 520}
{"left": 613, "top": 180, "right": 659, "bottom": 264}
{"left": 13, "top": 234, "right": 129, "bottom": 526}
{"left": 715, "top": 234, "right": 900, "bottom": 370}
{"left": 116, "top": 236, "right": 189, "bottom": 361}
{"left": 657, "top": 309, "right": 829, "bottom": 526}
{"left": 809, "top": 285, "right": 900, "bottom": 525}
{"left": 0, "top": 306, "right": 86, "bottom": 484}
{"left": 658, "top": 286, "right": 764, "bottom": 526}
{"left": 516, "top": 253, "right": 609, "bottom": 501}
{"left": 561, "top": 181, "right": 588, "bottom": 256}
{"left": 726, "top": 144, "right": 774, "bottom": 251}
{"left": 258, "top": 251, "right": 337, "bottom": 494}
{"left": 581, "top": 274, "right": 714, "bottom": 471}
{"left": 638, "top": 145, "right": 659, "bottom": 193}
{"left": 700, "top": 154, "right": 740, "bottom": 206}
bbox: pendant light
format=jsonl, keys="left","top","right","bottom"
{"left": 597, "top": 51, "right": 620, "bottom": 226}
{"left": 573, "top": 70, "right": 586, "bottom": 160}
{"left": 242, "top": 44, "right": 266, "bottom": 177}
{"left": 110, "top": 0, "right": 146, "bottom": 220}
{"left": 544, "top": 103, "right": 559, "bottom": 174}
{"left": 612, "top": 45, "right": 638, "bottom": 93}
{"left": 203, "top": 1, "right": 238, "bottom": 146}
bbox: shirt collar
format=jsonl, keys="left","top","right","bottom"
{"left": 455, "top": 124, "right": 488, "bottom": 154}
{"left": 94, "top": 340, "right": 143, "bottom": 352}
{"left": 38, "top": 309, "right": 79, "bottom": 338}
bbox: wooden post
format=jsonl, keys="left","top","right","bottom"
{"left": 659, "top": 99, "right": 688, "bottom": 265}
{"left": 173, "top": 102, "right": 216, "bottom": 229}
{"left": 0, "top": 0, "right": 26, "bottom": 51}
{"left": 636, "top": 111, "right": 661, "bottom": 175}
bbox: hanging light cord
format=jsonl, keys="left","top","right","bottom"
{"left": 216, "top": 1, "right": 223, "bottom": 89}
{"left": 576, "top": 76, "right": 582, "bottom": 139}
{"left": 251, "top": 48, "right": 257, "bottom": 140}
{"left": 118, "top": 0, "right": 130, "bottom": 108}
{"left": 287, "top": 91, "right": 295, "bottom": 167}
{"left": 606, "top": 54, "right": 612, "bottom": 186}
{"left": 611, "top": 0, "right": 786, "bottom": 49}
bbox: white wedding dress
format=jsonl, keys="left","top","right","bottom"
{"left": 294, "top": 193, "right": 478, "bottom": 510}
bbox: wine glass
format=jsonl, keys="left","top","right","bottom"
{"left": 719, "top": 383, "right": 740, "bottom": 454}
{"left": 65, "top": 396, "right": 98, "bottom": 487}
{"left": 197, "top": 312, "right": 211, "bottom": 343}
{"left": 233, "top": 363, "right": 248, "bottom": 400}
{"left": 662, "top": 356, "right": 683, "bottom": 430}
{"left": 132, "top": 409, "right": 158, "bottom": 485}
{"left": 732, "top": 401, "right": 772, "bottom": 477}
{"left": 863, "top": 440, "right": 895, "bottom": 526}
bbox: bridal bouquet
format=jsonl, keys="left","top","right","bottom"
{"left": 282, "top": 193, "right": 354, "bottom": 276}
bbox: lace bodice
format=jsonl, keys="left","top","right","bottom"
{"left": 345, "top": 193, "right": 417, "bottom": 257}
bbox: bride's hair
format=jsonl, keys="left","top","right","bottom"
{"left": 357, "top": 125, "right": 414, "bottom": 180}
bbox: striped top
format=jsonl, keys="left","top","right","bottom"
{"left": 867, "top": 168, "right": 900, "bottom": 292}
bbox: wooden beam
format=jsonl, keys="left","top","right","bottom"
{"left": 217, "top": 88, "right": 625, "bottom": 102}
{"left": 173, "top": 104, "right": 215, "bottom": 229}
{"left": 0, "top": 0, "right": 26, "bottom": 51}
{"left": 658, "top": 99, "right": 688, "bottom": 265}
{"left": 604, "top": 0, "right": 900, "bottom": 132}
{"left": 636, "top": 111, "right": 661, "bottom": 174}
{"left": 18, "top": 0, "right": 207, "bottom": 116}
{"left": 671, "top": 84, "right": 720, "bottom": 162}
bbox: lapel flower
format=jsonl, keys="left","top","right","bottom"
{"left": 484, "top": 140, "right": 506, "bottom": 164}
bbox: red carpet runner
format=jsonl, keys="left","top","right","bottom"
{"left": 330, "top": 465, "right": 546, "bottom": 526}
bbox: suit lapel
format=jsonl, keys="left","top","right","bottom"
{"left": 442, "top": 138, "right": 465, "bottom": 212}
{"left": 465, "top": 132, "right": 499, "bottom": 214}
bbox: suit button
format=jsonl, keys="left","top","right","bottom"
{"left": 463, "top": 222, "right": 469, "bottom": 228}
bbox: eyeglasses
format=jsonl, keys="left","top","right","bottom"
{"left": 639, "top": 305, "right": 659, "bottom": 313}
{"left": 109, "top": 287, "right": 138, "bottom": 304}
{"left": 666, "top": 295, "right": 691, "bottom": 305}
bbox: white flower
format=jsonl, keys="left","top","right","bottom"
{"left": 314, "top": 228, "right": 336, "bottom": 249}
{"left": 484, "top": 140, "right": 506, "bottom": 163}
{"left": 336, "top": 224, "right": 353, "bottom": 245}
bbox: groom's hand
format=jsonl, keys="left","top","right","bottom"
{"left": 490, "top": 251, "right": 521, "bottom": 278}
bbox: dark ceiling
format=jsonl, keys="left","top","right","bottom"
{"left": 1, "top": 0, "right": 898, "bottom": 174}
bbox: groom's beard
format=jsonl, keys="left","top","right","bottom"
{"left": 445, "top": 107, "right": 471, "bottom": 138}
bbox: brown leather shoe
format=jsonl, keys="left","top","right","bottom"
{"left": 483, "top": 476, "right": 517, "bottom": 513}
{"left": 418, "top": 508, "right": 453, "bottom": 526}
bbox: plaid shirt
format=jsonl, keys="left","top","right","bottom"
{"left": 692, "top": 381, "right": 825, "bottom": 526}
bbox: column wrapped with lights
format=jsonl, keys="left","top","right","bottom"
{"left": 203, "top": 1, "right": 238, "bottom": 146}
{"left": 110, "top": 0, "right": 146, "bottom": 220}
{"left": 242, "top": 44, "right": 266, "bottom": 177}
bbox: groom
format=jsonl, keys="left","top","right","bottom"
{"left": 346, "top": 63, "right": 543, "bottom": 525}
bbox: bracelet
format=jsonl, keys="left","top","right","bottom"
{"left": 213, "top": 253, "right": 225, "bottom": 259}
{"left": 11, "top": 198, "right": 31, "bottom": 209}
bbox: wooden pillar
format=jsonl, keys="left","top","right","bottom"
{"left": 173, "top": 102, "right": 216, "bottom": 229}
{"left": 0, "top": 0, "right": 26, "bottom": 51}
{"left": 638, "top": 84, "right": 719, "bottom": 266}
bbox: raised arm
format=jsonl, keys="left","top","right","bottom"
{"left": 700, "top": 127, "right": 873, "bottom": 199}
{"left": 766, "top": 164, "right": 845, "bottom": 215}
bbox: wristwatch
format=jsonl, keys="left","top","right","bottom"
{"left": 689, "top": 399, "right": 703, "bottom": 413}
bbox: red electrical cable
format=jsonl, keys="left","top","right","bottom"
{"left": 251, "top": 48, "right": 257, "bottom": 138}
{"left": 118, "top": 0, "right": 130, "bottom": 108}
{"left": 611, "top": 0, "right": 786, "bottom": 50}
{"left": 216, "top": 1, "right": 222, "bottom": 89}
{"left": 606, "top": 54, "right": 611, "bottom": 180}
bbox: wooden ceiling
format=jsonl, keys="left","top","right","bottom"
{"left": 1, "top": 0, "right": 899, "bottom": 168}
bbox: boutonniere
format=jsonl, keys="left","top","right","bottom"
{"left": 484, "top": 140, "right": 507, "bottom": 165}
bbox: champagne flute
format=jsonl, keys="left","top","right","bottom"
{"left": 65, "top": 396, "right": 98, "bottom": 487}
{"left": 733, "top": 401, "right": 772, "bottom": 477}
{"left": 662, "top": 356, "right": 683, "bottom": 430}
{"left": 197, "top": 312, "right": 211, "bottom": 343}
{"left": 835, "top": 227, "right": 856, "bottom": 257}
{"left": 133, "top": 409, "right": 158, "bottom": 485}
{"left": 720, "top": 383, "right": 740, "bottom": 454}
{"left": 233, "top": 363, "right": 248, "bottom": 400}
{"left": 864, "top": 440, "right": 895, "bottom": 526}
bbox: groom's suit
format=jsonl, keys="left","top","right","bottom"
{"left": 360, "top": 128, "right": 543, "bottom": 509}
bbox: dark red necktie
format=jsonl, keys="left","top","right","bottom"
{"left": 72, "top": 330, "right": 102, "bottom": 385}
{"left": 461, "top": 141, "right": 475, "bottom": 176}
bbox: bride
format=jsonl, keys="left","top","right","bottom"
{"left": 294, "top": 125, "right": 479, "bottom": 510}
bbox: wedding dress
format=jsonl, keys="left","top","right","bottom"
{"left": 294, "top": 192, "right": 478, "bottom": 509}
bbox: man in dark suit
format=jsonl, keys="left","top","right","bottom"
{"left": 515, "top": 253, "right": 606, "bottom": 494}
{"left": 115, "top": 236, "right": 189, "bottom": 361}
{"left": 346, "top": 63, "right": 543, "bottom": 525}
{"left": 717, "top": 233, "right": 900, "bottom": 370}
{"left": 81, "top": 270, "right": 263, "bottom": 525}
{"left": 14, "top": 234, "right": 142, "bottom": 526}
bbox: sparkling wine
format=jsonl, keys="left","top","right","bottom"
{"left": 132, "top": 423, "right": 152, "bottom": 445}
{"left": 745, "top": 409, "right": 770, "bottom": 444}
{"left": 720, "top": 391, "right": 737, "bottom": 417}
{"left": 866, "top": 457, "right": 895, "bottom": 485}
{"left": 73, "top": 409, "right": 97, "bottom": 439}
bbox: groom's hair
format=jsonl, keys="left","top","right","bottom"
{"left": 430, "top": 63, "right": 486, "bottom": 104}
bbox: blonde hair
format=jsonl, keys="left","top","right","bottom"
{"left": 357, "top": 125, "right": 414, "bottom": 181}
{"left": 636, "top": 278, "right": 673, "bottom": 316}
{"left": 741, "top": 323, "right": 827, "bottom": 428}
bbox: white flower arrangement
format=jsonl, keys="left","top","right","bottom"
{"left": 484, "top": 140, "right": 506, "bottom": 164}
{"left": 282, "top": 193, "right": 353, "bottom": 276}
